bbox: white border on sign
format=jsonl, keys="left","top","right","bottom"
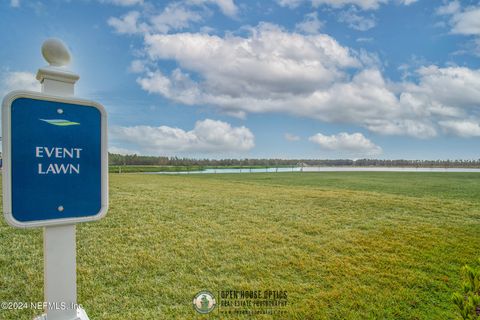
{"left": 2, "top": 90, "right": 108, "bottom": 228}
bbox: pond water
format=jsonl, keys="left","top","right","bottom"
{"left": 146, "top": 167, "right": 480, "bottom": 174}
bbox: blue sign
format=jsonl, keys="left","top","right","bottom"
{"left": 2, "top": 91, "right": 108, "bottom": 227}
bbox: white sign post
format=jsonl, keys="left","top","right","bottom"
{"left": 36, "top": 40, "right": 88, "bottom": 320}
{"left": 2, "top": 39, "right": 108, "bottom": 320}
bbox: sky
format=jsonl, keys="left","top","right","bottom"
{"left": 0, "top": 0, "right": 480, "bottom": 160}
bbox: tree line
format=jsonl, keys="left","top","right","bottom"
{"left": 109, "top": 153, "right": 480, "bottom": 168}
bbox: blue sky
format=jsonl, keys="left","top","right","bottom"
{"left": 1, "top": 0, "right": 480, "bottom": 160}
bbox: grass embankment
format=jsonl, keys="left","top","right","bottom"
{"left": 1, "top": 172, "right": 479, "bottom": 319}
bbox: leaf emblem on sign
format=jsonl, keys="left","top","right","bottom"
{"left": 40, "top": 119, "right": 80, "bottom": 126}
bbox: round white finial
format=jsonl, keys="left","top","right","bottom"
{"left": 41, "top": 38, "right": 71, "bottom": 67}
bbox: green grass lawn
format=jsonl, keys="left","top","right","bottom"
{"left": 1, "top": 172, "right": 479, "bottom": 319}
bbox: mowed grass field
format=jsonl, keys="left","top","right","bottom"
{"left": 1, "top": 172, "right": 479, "bottom": 319}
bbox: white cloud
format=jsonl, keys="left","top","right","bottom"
{"left": 365, "top": 119, "right": 437, "bottom": 138}
{"left": 311, "top": 0, "right": 387, "bottom": 10}
{"left": 100, "top": 0, "right": 143, "bottom": 6}
{"left": 338, "top": 7, "right": 376, "bottom": 31}
{"left": 108, "top": 3, "right": 225, "bottom": 36}
{"left": 129, "top": 59, "right": 147, "bottom": 73}
{"left": 188, "top": 0, "right": 238, "bottom": 17}
{"left": 399, "top": 0, "right": 417, "bottom": 5}
{"left": 276, "top": 0, "right": 304, "bottom": 8}
{"left": 309, "top": 132, "right": 382, "bottom": 155}
{"left": 104, "top": 3, "right": 480, "bottom": 141}
{"left": 131, "top": 22, "right": 480, "bottom": 139}
{"left": 356, "top": 50, "right": 381, "bottom": 69}
{"left": 138, "top": 66, "right": 401, "bottom": 130}
{"left": 437, "top": 2, "right": 480, "bottom": 60}
{"left": 436, "top": 1, "right": 460, "bottom": 16}
{"left": 10, "top": 0, "right": 20, "bottom": 7}
{"left": 285, "top": 133, "right": 301, "bottom": 141}
{"left": 437, "top": 2, "right": 480, "bottom": 36}
{"left": 408, "top": 66, "right": 480, "bottom": 111}
{"left": 451, "top": 7, "right": 480, "bottom": 36}
{"left": 110, "top": 119, "right": 254, "bottom": 155}
{"left": 295, "top": 12, "right": 323, "bottom": 34}
{"left": 141, "top": 23, "right": 359, "bottom": 98}
{"left": 108, "top": 11, "right": 146, "bottom": 34}
{"left": 439, "top": 120, "right": 480, "bottom": 137}
{"left": 278, "top": 0, "right": 416, "bottom": 10}
{"left": 0, "top": 71, "right": 40, "bottom": 96}
{"left": 150, "top": 3, "right": 203, "bottom": 33}
{"left": 108, "top": 4, "right": 204, "bottom": 35}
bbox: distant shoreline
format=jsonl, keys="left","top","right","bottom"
{"left": 141, "top": 166, "right": 480, "bottom": 174}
